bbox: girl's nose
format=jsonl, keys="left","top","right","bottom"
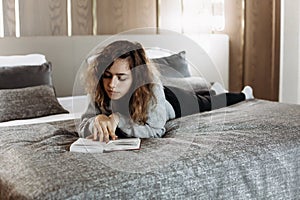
{"left": 109, "top": 76, "right": 118, "bottom": 88}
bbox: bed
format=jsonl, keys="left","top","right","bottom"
{"left": 0, "top": 34, "right": 299, "bottom": 199}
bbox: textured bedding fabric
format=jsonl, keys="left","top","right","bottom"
{"left": 0, "top": 85, "right": 68, "bottom": 122}
{"left": 0, "top": 62, "right": 53, "bottom": 89}
{"left": 0, "top": 100, "right": 299, "bottom": 199}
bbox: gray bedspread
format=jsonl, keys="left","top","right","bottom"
{"left": 0, "top": 100, "right": 299, "bottom": 199}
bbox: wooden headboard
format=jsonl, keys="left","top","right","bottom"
{"left": 0, "top": 34, "right": 229, "bottom": 97}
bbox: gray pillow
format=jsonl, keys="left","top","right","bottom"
{"left": 0, "top": 62, "right": 53, "bottom": 89}
{"left": 0, "top": 85, "right": 68, "bottom": 122}
{"left": 160, "top": 76, "right": 211, "bottom": 92}
{"left": 151, "top": 51, "right": 191, "bottom": 78}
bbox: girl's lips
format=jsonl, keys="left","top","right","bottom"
{"left": 107, "top": 90, "right": 119, "bottom": 95}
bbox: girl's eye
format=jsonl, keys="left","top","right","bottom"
{"left": 102, "top": 74, "right": 112, "bottom": 79}
{"left": 118, "top": 77, "right": 127, "bottom": 81}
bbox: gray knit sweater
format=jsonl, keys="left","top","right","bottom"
{"left": 79, "top": 83, "right": 175, "bottom": 138}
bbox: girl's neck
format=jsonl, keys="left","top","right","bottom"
{"left": 110, "top": 93, "right": 131, "bottom": 116}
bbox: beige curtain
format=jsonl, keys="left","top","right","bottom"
{"left": 159, "top": 0, "right": 225, "bottom": 34}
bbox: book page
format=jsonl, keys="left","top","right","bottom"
{"left": 70, "top": 138, "right": 141, "bottom": 153}
{"left": 104, "top": 138, "right": 141, "bottom": 152}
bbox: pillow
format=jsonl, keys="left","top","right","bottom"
{"left": 160, "top": 76, "right": 211, "bottom": 93}
{"left": 145, "top": 47, "right": 173, "bottom": 59}
{"left": 151, "top": 51, "right": 191, "bottom": 78}
{"left": 0, "top": 62, "right": 53, "bottom": 89}
{"left": 0, "top": 54, "right": 47, "bottom": 66}
{"left": 0, "top": 85, "right": 68, "bottom": 122}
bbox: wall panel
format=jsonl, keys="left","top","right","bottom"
{"left": 71, "top": 0, "right": 93, "bottom": 35}
{"left": 19, "top": 0, "right": 67, "bottom": 36}
{"left": 97, "top": 0, "right": 157, "bottom": 34}
{"left": 222, "top": 0, "right": 244, "bottom": 92}
{"left": 280, "top": 0, "right": 300, "bottom": 104}
{"left": 1, "top": 0, "right": 281, "bottom": 101}
{"left": 244, "top": 0, "right": 280, "bottom": 100}
{"left": 3, "top": 0, "right": 15, "bottom": 36}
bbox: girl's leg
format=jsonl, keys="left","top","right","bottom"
{"left": 198, "top": 92, "right": 245, "bottom": 111}
{"left": 164, "top": 86, "right": 246, "bottom": 118}
{"left": 164, "top": 86, "right": 201, "bottom": 118}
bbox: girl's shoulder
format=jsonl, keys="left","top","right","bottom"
{"left": 152, "top": 74, "right": 163, "bottom": 86}
{"left": 151, "top": 78, "right": 165, "bottom": 99}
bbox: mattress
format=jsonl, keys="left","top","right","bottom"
{"left": 0, "top": 99, "right": 299, "bottom": 199}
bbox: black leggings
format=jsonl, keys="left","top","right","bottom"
{"left": 164, "top": 86, "right": 245, "bottom": 118}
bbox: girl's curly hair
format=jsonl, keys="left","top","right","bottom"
{"left": 84, "top": 40, "right": 157, "bottom": 125}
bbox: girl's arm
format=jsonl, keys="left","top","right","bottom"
{"left": 80, "top": 84, "right": 173, "bottom": 139}
{"left": 79, "top": 99, "right": 118, "bottom": 141}
{"left": 78, "top": 95, "right": 100, "bottom": 138}
{"left": 116, "top": 84, "right": 169, "bottom": 138}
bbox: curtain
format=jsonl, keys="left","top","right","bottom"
{"left": 159, "top": 0, "right": 225, "bottom": 33}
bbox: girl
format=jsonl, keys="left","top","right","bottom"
{"left": 79, "top": 40, "right": 253, "bottom": 142}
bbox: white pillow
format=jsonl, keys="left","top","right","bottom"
{"left": 0, "top": 54, "right": 47, "bottom": 67}
{"left": 86, "top": 47, "right": 174, "bottom": 65}
{"left": 145, "top": 47, "right": 174, "bottom": 59}
{"left": 161, "top": 76, "right": 211, "bottom": 92}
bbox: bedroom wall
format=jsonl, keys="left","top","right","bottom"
{"left": 0, "top": 34, "right": 229, "bottom": 96}
{"left": 243, "top": 0, "right": 280, "bottom": 101}
{"left": 161, "top": 0, "right": 280, "bottom": 101}
{"left": 1, "top": 0, "right": 282, "bottom": 101}
{"left": 2, "top": 0, "right": 157, "bottom": 36}
{"left": 280, "top": 0, "right": 300, "bottom": 104}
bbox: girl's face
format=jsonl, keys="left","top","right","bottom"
{"left": 102, "top": 59, "right": 133, "bottom": 100}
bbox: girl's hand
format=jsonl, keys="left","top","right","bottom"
{"left": 92, "top": 114, "right": 118, "bottom": 142}
{"left": 109, "top": 113, "right": 120, "bottom": 131}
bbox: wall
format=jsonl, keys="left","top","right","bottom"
{"left": 280, "top": 0, "right": 300, "bottom": 104}
{"left": 221, "top": 0, "right": 280, "bottom": 101}
{"left": 243, "top": 0, "right": 280, "bottom": 101}
{"left": 2, "top": 0, "right": 157, "bottom": 36}
{"left": 1, "top": 0, "right": 282, "bottom": 100}
{"left": 0, "top": 34, "right": 229, "bottom": 96}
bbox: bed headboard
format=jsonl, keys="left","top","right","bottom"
{"left": 0, "top": 34, "right": 229, "bottom": 97}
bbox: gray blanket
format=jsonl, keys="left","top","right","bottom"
{"left": 0, "top": 100, "right": 299, "bottom": 199}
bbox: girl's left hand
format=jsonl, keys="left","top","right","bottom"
{"left": 93, "top": 114, "right": 119, "bottom": 142}
{"left": 108, "top": 113, "right": 119, "bottom": 136}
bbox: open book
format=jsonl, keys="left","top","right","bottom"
{"left": 70, "top": 138, "right": 141, "bottom": 153}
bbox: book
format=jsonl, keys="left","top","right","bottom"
{"left": 70, "top": 138, "right": 141, "bottom": 153}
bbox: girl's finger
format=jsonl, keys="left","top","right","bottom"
{"left": 104, "top": 129, "right": 110, "bottom": 143}
{"left": 93, "top": 127, "right": 97, "bottom": 141}
{"left": 86, "top": 134, "right": 93, "bottom": 139}
{"left": 99, "top": 123, "right": 109, "bottom": 142}
{"left": 94, "top": 120, "right": 103, "bottom": 141}
{"left": 107, "top": 124, "right": 117, "bottom": 140}
{"left": 98, "top": 130, "right": 104, "bottom": 142}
